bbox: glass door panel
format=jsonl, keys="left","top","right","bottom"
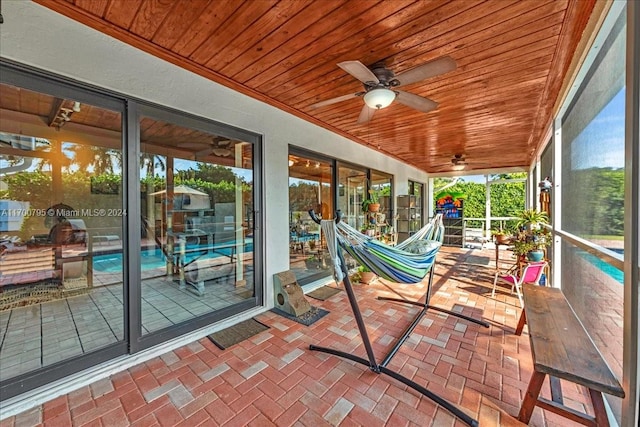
{"left": 139, "top": 116, "right": 254, "bottom": 335}
{"left": 288, "top": 154, "right": 334, "bottom": 285}
{"left": 337, "top": 164, "right": 366, "bottom": 231}
{"left": 0, "top": 83, "right": 124, "bottom": 383}
{"left": 409, "top": 180, "right": 424, "bottom": 228}
{"left": 370, "top": 170, "right": 393, "bottom": 243}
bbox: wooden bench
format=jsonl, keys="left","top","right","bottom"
{"left": 515, "top": 283, "right": 624, "bottom": 426}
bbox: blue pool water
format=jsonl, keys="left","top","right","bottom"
{"left": 579, "top": 250, "right": 624, "bottom": 285}
{"left": 93, "top": 241, "right": 253, "bottom": 273}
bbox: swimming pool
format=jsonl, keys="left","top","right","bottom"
{"left": 578, "top": 250, "right": 624, "bottom": 285}
{"left": 92, "top": 241, "right": 253, "bottom": 273}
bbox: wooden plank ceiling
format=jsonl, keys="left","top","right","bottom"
{"left": 35, "top": 0, "right": 597, "bottom": 174}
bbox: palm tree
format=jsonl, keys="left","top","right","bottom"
{"left": 67, "top": 144, "right": 121, "bottom": 174}
{"left": 139, "top": 152, "right": 166, "bottom": 179}
{"left": 31, "top": 139, "right": 72, "bottom": 172}
{"left": 140, "top": 152, "right": 166, "bottom": 241}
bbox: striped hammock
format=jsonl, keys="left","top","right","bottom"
{"left": 321, "top": 214, "right": 445, "bottom": 284}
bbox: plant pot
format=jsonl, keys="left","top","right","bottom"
{"left": 360, "top": 271, "right": 376, "bottom": 284}
{"left": 495, "top": 234, "right": 512, "bottom": 245}
{"left": 527, "top": 250, "right": 544, "bottom": 262}
{"left": 368, "top": 203, "right": 380, "bottom": 212}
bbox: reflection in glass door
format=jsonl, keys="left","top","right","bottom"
{"left": 288, "top": 153, "right": 334, "bottom": 285}
{"left": 371, "top": 170, "right": 394, "bottom": 244}
{"left": 409, "top": 180, "right": 424, "bottom": 228}
{"left": 337, "top": 164, "right": 367, "bottom": 231}
{"left": 138, "top": 113, "right": 255, "bottom": 335}
{"left": 0, "top": 81, "right": 124, "bottom": 393}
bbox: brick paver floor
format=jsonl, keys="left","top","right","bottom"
{"left": 1, "top": 247, "right": 595, "bottom": 426}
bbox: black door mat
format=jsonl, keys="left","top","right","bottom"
{"left": 271, "top": 306, "right": 329, "bottom": 326}
{"left": 207, "top": 318, "right": 270, "bottom": 350}
{"left": 306, "top": 286, "right": 342, "bottom": 301}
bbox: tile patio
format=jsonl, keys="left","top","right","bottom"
{"left": 1, "top": 246, "right": 596, "bottom": 426}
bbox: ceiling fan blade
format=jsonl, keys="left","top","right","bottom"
{"left": 395, "top": 90, "right": 438, "bottom": 113}
{"left": 338, "top": 61, "right": 379, "bottom": 84}
{"left": 310, "top": 92, "right": 362, "bottom": 109}
{"left": 212, "top": 148, "right": 232, "bottom": 157}
{"left": 357, "top": 104, "right": 375, "bottom": 124}
{"left": 394, "top": 56, "right": 456, "bottom": 87}
{"left": 182, "top": 142, "right": 210, "bottom": 149}
{"left": 195, "top": 147, "right": 213, "bottom": 157}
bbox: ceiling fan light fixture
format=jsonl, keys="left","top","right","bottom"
{"left": 212, "top": 148, "right": 231, "bottom": 156}
{"left": 363, "top": 88, "right": 396, "bottom": 109}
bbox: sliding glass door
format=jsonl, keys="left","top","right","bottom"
{"left": 0, "top": 63, "right": 263, "bottom": 397}
{"left": 135, "top": 106, "right": 260, "bottom": 346}
{"left": 0, "top": 67, "right": 127, "bottom": 398}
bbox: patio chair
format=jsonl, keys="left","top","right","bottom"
{"left": 491, "top": 261, "right": 548, "bottom": 307}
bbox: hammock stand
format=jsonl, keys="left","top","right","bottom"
{"left": 308, "top": 210, "right": 479, "bottom": 427}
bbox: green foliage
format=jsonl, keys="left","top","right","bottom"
{"left": 1, "top": 171, "right": 52, "bottom": 204}
{"left": 90, "top": 174, "right": 121, "bottom": 194}
{"left": 289, "top": 182, "right": 321, "bottom": 213}
{"left": 2, "top": 161, "right": 250, "bottom": 241}
{"left": 491, "top": 228, "right": 510, "bottom": 236}
{"left": 433, "top": 179, "right": 486, "bottom": 219}
{"left": 174, "top": 178, "right": 242, "bottom": 204}
{"left": 140, "top": 175, "right": 166, "bottom": 193}
{"left": 176, "top": 164, "right": 241, "bottom": 184}
{"left": 68, "top": 145, "right": 122, "bottom": 174}
{"left": 512, "top": 227, "right": 551, "bottom": 256}
{"left": 357, "top": 264, "right": 371, "bottom": 273}
{"left": 489, "top": 180, "right": 526, "bottom": 218}
{"left": 512, "top": 207, "right": 551, "bottom": 256}
{"left": 490, "top": 172, "right": 527, "bottom": 180}
{"left": 2, "top": 170, "right": 122, "bottom": 239}
{"left": 434, "top": 190, "right": 466, "bottom": 201}
{"left": 516, "top": 209, "right": 548, "bottom": 228}
{"left": 367, "top": 188, "right": 380, "bottom": 204}
{"left": 563, "top": 168, "right": 624, "bottom": 237}
{"left": 433, "top": 175, "right": 526, "bottom": 221}
{"left": 361, "top": 184, "right": 382, "bottom": 212}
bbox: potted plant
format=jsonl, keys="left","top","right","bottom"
{"left": 491, "top": 227, "right": 513, "bottom": 245}
{"left": 360, "top": 222, "right": 377, "bottom": 237}
{"left": 357, "top": 264, "right": 377, "bottom": 284}
{"left": 515, "top": 208, "right": 549, "bottom": 231}
{"left": 361, "top": 188, "right": 381, "bottom": 212}
{"left": 512, "top": 225, "right": 551, "bottom": 261}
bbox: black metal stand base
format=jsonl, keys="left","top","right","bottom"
{"left": 309, "top": 343, "right": 478, "bottom": 427}
{"left": 377, "top": 296, "right": 491, "bottom": 328}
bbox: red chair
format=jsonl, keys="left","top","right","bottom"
{"left": 491, "top": 261, "right": 548, "bottom": 307}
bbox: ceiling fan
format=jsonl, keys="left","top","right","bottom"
{"left": 451, "top": 154, "right": 469, "bottom": 169}
{"left": 183, "top": 137, "right": 234, "bottom": 157}
{"left": 310, "top": 56, "right": 456, "bottom": 123}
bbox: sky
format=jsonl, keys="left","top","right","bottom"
{"left": 571, "top": 88, "right": 625, "bottom": 170}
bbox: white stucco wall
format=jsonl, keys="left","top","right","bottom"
{"left": 0, "top": 1, "right": 430, "bottom": 308}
